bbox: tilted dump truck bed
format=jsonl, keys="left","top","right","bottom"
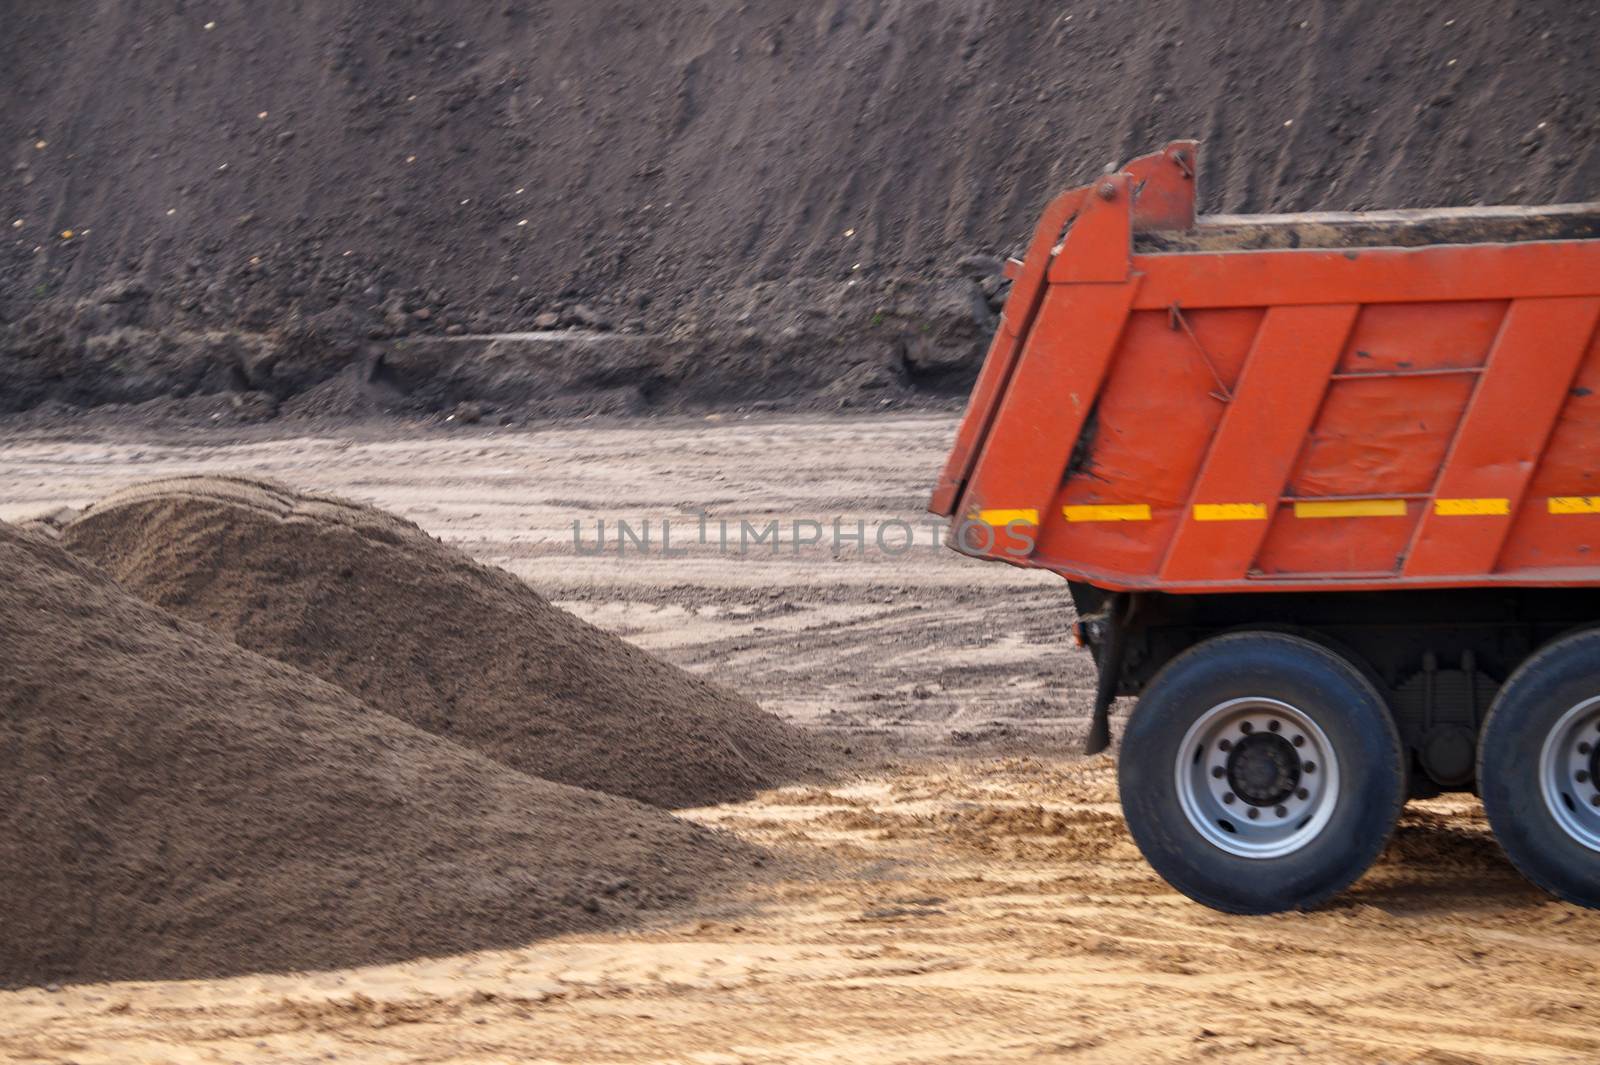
{"left": 932, "top": 142, "right": 1600, "bottom": 593}
{"left": 931, "top": 147, "right": 1600, "bottom": 912}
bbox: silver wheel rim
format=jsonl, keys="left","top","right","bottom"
{"left": 1537, "top": 694, "right": 1600, "bottom": 853}
{"left": 1175, "top": 696, "right": 1341, "bottom": 859}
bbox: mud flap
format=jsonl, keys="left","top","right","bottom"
{"left": 1083, "top": 594, "right": 1130, "bottom": 755}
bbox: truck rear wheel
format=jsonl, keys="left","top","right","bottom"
{"left": 1118, "top": 632, "right": 1405, "bottom": 914}
{"left": 1477, "top": 629, "right": 1600, "bottom": 908}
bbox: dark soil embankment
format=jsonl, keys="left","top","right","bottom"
{"left": 2, "top": 0, "right": 1594, "bottom": 417}
{"left": 59, "top": 475, "right": 821, "bottom": 808}
{"left": 0, "top": 520, "right": 760, "bottom": 987}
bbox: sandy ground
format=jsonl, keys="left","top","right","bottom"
{"left": 3, "top": 412, "right": 1598, "bottom": 1064}
{"left": 0, "top": 413, "right": 1091, "bottom": 747}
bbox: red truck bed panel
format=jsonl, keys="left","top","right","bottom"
{"left": 933, "top": 142, "right": 1600, "bottom": 593}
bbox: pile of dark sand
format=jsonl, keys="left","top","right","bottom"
{"left": 5, "top": 2, "right": 1594, "bottom": 418}
{"left": 0, "top": 520, "right": 758, "bottom": 987}
{"left": 60, "top": 475, "right": 819, "bottom": 809}
{"left": 5, "top": 1, "right": 1591, "bottom": 329}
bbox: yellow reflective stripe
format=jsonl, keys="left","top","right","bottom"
{"left": 1549, "top": 496, "right": 1600, "bottom": 514}
{"left": 1192, "top": 503, "right": 1268, "bottom": 521}
{"left": 1434, "top": 497, "right": 1509, "bottom": 516}
{"left": 1293, "top": 499, "right": 1408, "bottom": 519}
{"left": 1062, "top": 503, "right": 1151, "bottom": 523}
{"left": 975, "top": 508, "right": 1038, "bottom": 526}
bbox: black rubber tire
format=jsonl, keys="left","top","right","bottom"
{"left": 1477, "top": 628, "right": 1600, "bottom": 908}
{"left": 1118, "top": 631, "right": 1406, "bottom": 914}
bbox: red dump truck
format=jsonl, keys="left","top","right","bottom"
{"left": 932, "top": 141, "right": 1600, "bottom": 913}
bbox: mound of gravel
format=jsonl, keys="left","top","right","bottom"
{"left": 60, "top": 475, "right": 819, "bottom": 808}
{"left": 0, "top": 521, "right": 757, "bottom": 987}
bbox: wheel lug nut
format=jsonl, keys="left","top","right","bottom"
{"left": 1275, "top": 805, "right": 1287, "bottom": 818}
{"left": 1592, "top": 795, "right": 1600, "bottom": 807}
{"left": 1247, "top": 808, "right": 1260, "bottom": 820}
{"left": 1303, "top": 761, "right": 1316, "bottom": 774}
{"left": 1212, "top": 766, "right": 1225, "bottom": 779}
{"left": 1223, "top": 792, "right": 1235, "bottom": 805}
{"left": 1578, "top": 770, "right": 1591, "bottom": 784}
{"left": 1218, "top": 739, "right": 1232, "bottom": 752}
{"left": 1297, "top": 788, "right": 1310, "bottom": 800}
{"left": 1292, "top": 735, "right": 1305, "bottom": 748}
{"left": 1268, "top": 720, "right": 1281, "bottom": 733}
{"left": 1240, "top": 722, "right": 1254, "bottom": 734}
{"left": 1581, "top": 742, "right": 1593, "bottom": 755}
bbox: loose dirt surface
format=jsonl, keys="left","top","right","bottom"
{"left": 3, "top": 412, "right": 1598, "bottom": 1062}
{"left": 2, "top": 761, "right": 1594, "bottom": 1063}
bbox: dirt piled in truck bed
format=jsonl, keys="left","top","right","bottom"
{"left": 3, "top": 0, "right": 1594, "bottom": 418}
{"left": 58, "top": 475, "right": 821, "bottom": 809}
{"left": 0, "top": 520, "right": 760, "bottom": 987}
